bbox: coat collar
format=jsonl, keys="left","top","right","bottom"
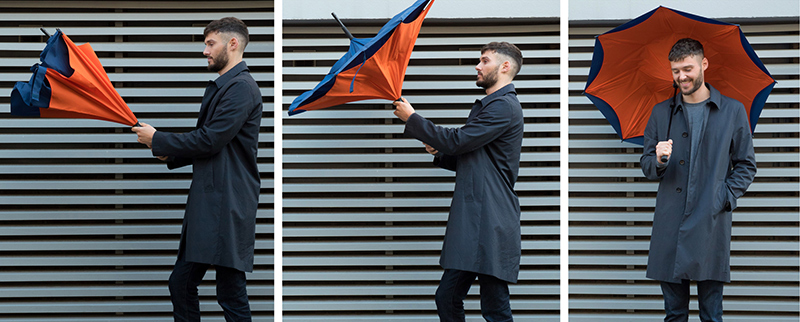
{"left": 675, "top": 83, "right": 721, "bottom": 110}
{"left": 212, "top": 61, "right": 249, "bottom": 88}
{"left": 478, "top": 83, "right": 516, "bottom": 106}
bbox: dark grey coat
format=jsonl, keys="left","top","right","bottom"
{"left": 641, "top": 84, "right": 756, "bottom": 283}
{"left": 404, "top": 84, "right": 523, "bottom": 283}
{"left": 152, "top": 61, "right": 262, "bottom": 272}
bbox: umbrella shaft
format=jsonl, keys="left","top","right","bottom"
{"left": 331, "top": 12, "right": 355, "bottom": 40}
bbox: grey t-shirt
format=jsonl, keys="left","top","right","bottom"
{"left": 685, "top": 98, "right": 710, "bottom": 165}
{"left": 656, "top": 98, "right": 709, "bottom": 169}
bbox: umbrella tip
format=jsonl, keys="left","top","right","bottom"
{"left": 39, "top": 28, "right": 50, "bottom": 37}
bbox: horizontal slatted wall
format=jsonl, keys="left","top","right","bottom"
{"left": 0, "top": 1, "right": 274, "bottom": 321}
{"left": 568, "top": 19, "right": 799, "bottom": 321}
{"left": 283, "top": 18, "right": 560, "bottom": 321}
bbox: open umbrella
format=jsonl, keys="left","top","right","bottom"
{"left": 10, "top": 29, "right": 138, "bottom": 126}
{"left": 583, "top": 6, "right": 776, "bottom": 145}
{"left": 288, "top": 0, "right": 434, "bottom": 116}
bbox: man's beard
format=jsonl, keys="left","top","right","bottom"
{"left": 679, "top": 72, "right": 704, "bottom": 96}
{"left": 476, "top": 65, "right": 500, "bottom": 89}
{"left": 207, "top": 49, "right": 229, "bottom": 72}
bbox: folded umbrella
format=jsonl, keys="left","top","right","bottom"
{"left": 10, "top": 29, "right": 138, "bottom": 126}
{"left": 288, "top": 0, "right": 434, "bottom": 116}
{"left": 583, "top": 6, "right": 776, "bottom": 144}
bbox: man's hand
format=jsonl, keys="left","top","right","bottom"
{"left": 156, "top": 156, "right": 169, "bottom": 161}
{"left": 131, "top": 122, "right": 157, "bottom": 148}
{"left": 656, "top": 139, "right": 673, "bottom": 164}
{"left": 424, "top": 143, "right": 438, "bottom": 156}
{"left": 392, "top": 97, "right": 415, "bottom": 122}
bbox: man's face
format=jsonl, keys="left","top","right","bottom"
{"left": 670, "top": 54, "right": 707, "bottom": 96}
{"left": 475, "top": 51, "right": 502, "bottom": 89}
{"left": 203, "top": 32, "right": 230, "bottom": 73}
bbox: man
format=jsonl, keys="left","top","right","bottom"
{"left": 393, "top": 41, "right": 523, "bottom": 322}
{"left": 132, "top": 17, "right": 262, "bottom": 322}
{"left": 640, "top": 38, "right": 757, "bottom": 322}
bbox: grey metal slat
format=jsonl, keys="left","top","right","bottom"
{"left": 569, "top": 211, "right": 799, "bottom": 222}
{"left": 282, "top": 108, "right": 560, "bottom": 119}
{"left": 570, "top": 283, "right": 799, "bottom": 296}
{"left": 284, "top": 240, "right": 558, "bottom": 252}
{"left": 1, "top": 240, "right": 273, "bottom": 251}
{"left": 569, "top": 298, "right": 799, "bottom": 311}
{"left": 568, "top": 315, "right": 798, "bottom": 322}
{"left": 0, "top": 12, "right": 274, "bottom": 21}
{"left": 282, "top": 299, "right": 559, "bottom": 311}
{"left": 569, "top": 240, "right": 798, "bottom": 251}
{"left": 569, "top": 255, "right": 799, "bottom": 267}
{"left": 0, "top": 209, "right": 274, "bottom": 221}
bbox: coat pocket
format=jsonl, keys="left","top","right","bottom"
{"left": 714, "top": 179, "right": 732, "bottom": 213}
{"left": 193, "top": 158, "right": 214, "bottom": 192}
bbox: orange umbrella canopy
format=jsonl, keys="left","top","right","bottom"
{"left": 583, "top": 6, "right": 775, "bottom": 144}
{"left": 288, "top": 0, "right": 434, "bottom": 116}
{"left": 11, "top": 29, "right": 138, "bottom": 126}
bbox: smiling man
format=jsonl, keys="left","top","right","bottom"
{"left": 131, "top": 17, "right": 262, "bottom": 322}
{"left": 640, "top": 38, "right": 757, "bottom": 322}
{"left": 393, "top": 42, "right": 523, "bottom": 322}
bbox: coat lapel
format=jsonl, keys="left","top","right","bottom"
{"left": 196, "top": 80, "right": 218, "bottom": 127}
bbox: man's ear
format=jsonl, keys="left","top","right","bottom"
{"left": 229, "top": 37, "right": 240, "bottom": 52}
{"left": 502, "top": 60, "right": 511, "bottom": 74}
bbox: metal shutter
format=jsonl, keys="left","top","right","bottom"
{"left": 0, "top": 2, "right": 274, "bottom": 321}
{"left": 568, "top": 19, "right": 799, "bottom": 321}
{"left": 283, "top": 18, "right": 560, "bottom": 321}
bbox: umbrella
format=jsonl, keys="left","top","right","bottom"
{"left": 583, "top": 6, "right": 776, "bottom": 145}
{"left": 288, "top": 0, "right": 434, "bottom": 116}
{"left": 10, "top": 29, "right": 138, "bottom": 126}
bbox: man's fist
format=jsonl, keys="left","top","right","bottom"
{"left": 656, "top": 139, "right": 673, "bottom": 163}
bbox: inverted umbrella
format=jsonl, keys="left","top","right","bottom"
{"left": 583, "top": 6, "right": 776, "bottom": 145}
{"left": 288, "top": 0, "right": 434, "bottom": 116}
{"left": 10, "top": 29, "right": 138, "bottom": 126}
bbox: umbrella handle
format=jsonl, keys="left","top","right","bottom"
{"left": 40, "top": 28, "right": 50, "bottom": 37}
{"left": 661, "top": 83, "right": 679, "bottom": 163}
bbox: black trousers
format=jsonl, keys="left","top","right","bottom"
{"left": 661, "top": 280, "right": 724, "bottom": 322}
{"left": 168, "top": 253, "right": 251, "bottom": 322}
{"left": 435, "top": 269, "right": 513, "bottom": 322}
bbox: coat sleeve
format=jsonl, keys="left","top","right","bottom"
{"left": 152, "top": 80, "right": 256, "bottom": 159}
{"left": 403, "top": 98, "right": 513, "bottom": 157}
{"left": 432, "top": 154, "right": 456, "bottom": 171}
{"left": 724, "top": 104, "right": 757, "bottom": 211}
{"left": 640, "top": 105, "right": 666, "bottom": 180}
{"left": 165, "top": 156, "right": 192, "bottom": 170}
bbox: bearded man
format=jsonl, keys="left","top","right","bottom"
{"left": 132, "top": 17, "right": 262, "bottom": 322}
{"left": 640, "top": 38, "right": 757, "bottom": 322}
{"left": 393, "top": 41, "right": 524, "bottom": 322}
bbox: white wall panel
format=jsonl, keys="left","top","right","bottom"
{"left": 283, "top": 17, "right": 560, "bottom": 321}
{"left": 0, "top": 1, "right": 273, "bottom": 321}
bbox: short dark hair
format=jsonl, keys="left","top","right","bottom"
{"left": 668, "top": 38, "right": 704, "bottom": 62}
{"left": 481, "top": 41, "right": 523, "bottom": 78}
{"left": 204, "top": 17, "right": 249, "bottom": 50}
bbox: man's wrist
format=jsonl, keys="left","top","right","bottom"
{"left": 656, "top": 158, "right": 669, "bottom": 168}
